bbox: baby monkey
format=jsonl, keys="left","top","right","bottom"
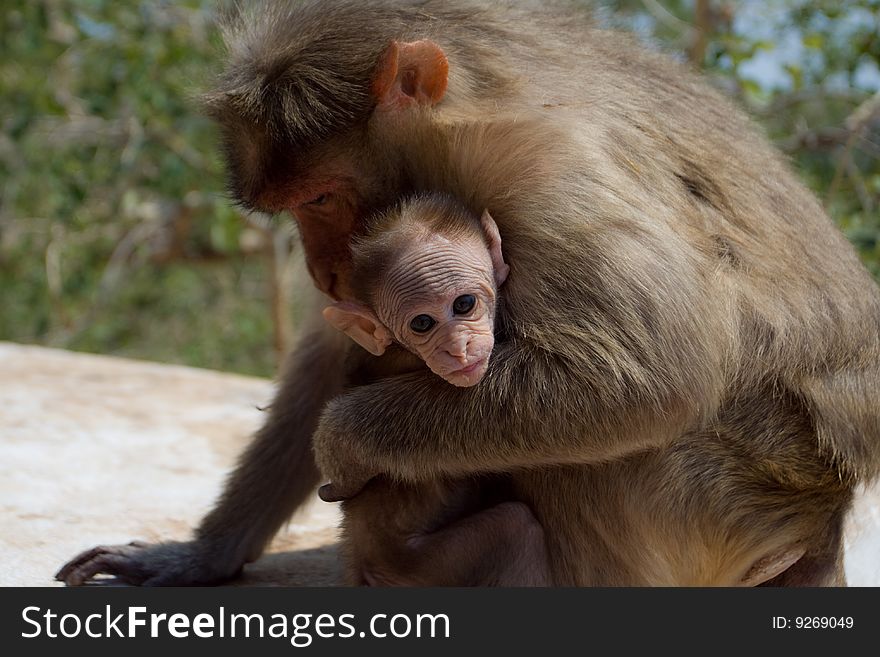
{"left": 324, "top": 194, "right": 510, "bottom": 387}
{"left": 323, "top": 195, "right": 549, "bottom": 586}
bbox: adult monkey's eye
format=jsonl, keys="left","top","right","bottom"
{"left": 452, "top": 294, "right": 476, "bottom": 315}
{"left": 409, "top": 314, "right": 436, "bottom": 333}
{"left": 307, "top": 193, "right": 329, "bottom": 206}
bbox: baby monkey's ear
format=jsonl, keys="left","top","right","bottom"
{"left": 480, "top": 210, "right": 510, "bottom": 287}
{"left": 323, "top": 302, "right": 393, "bottom": 356}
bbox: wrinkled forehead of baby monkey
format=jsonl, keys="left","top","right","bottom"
{"left": 374, "top": 231, "right": 496, "bottom": 327}
{"left": 351, "top": 195, "right": 508, "bottom": 326}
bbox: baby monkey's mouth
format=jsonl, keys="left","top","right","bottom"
{"left": 451, "top": 357, "right": 486, "bottom": 377}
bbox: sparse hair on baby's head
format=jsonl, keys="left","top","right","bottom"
{"left": 351, "top": 193, "right": 485, "bottom": 305}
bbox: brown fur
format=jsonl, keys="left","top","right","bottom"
{"left": 341, "top": 477, "right": 549, "bottom": 586}
{"left": 57, "top": 0, "right": 880, "bottom": 587}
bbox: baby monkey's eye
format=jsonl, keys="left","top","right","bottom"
{"left": 307, "top": 193, "right": 329, "bottom": 206}
{"left": 452, "top": 294, "right": 476, "bottom": 315}
{"left": 409, "top": 314, "right": 436, "bottom": 333}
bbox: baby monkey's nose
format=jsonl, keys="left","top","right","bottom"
{"left": 445, "top": 336, "right": 470, "bottom": 361}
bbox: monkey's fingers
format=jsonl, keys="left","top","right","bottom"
{"left": 55, "top": 543, "right": 151, "bottom": 586}
{"left": 54, "top": 543, "right": 135, "bottom": 582}
{"left": 55, "top": 545, "right": 108, "bottom": 581}
{"left": 319, "top": 480, "right": 367, "bottom": 502}
{"left": 54, "top": 540, "right": 145, "bottom": 581}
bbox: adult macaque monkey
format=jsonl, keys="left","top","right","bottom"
{"left": 325, "top": 194, "right": 510, "bottom": 388}
{"left": 57, "top": 0, "right": 880, "bottom": 587}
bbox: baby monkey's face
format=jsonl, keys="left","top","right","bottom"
{"left": 322, "top": 207, "right": 509, "bottom": 388}
{"left": 378, "top": 233, "right": 498, "bottom": 386}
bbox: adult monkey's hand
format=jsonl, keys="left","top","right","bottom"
{"left": 56, "top": 541, "right": 240, "bottom": 587}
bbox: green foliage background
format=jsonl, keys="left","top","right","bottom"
{"left": 2, "top": 1, "right": 878, "bottom": 377}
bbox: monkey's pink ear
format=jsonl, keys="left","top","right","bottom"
{"left": 372, "top": 40, "right": 449, "bottom": 109}
{"left": 323, "top": 302, "right": 393, "bottom": 356}
{"left": 480, "top": 210, "right": 510, "bottom": 287}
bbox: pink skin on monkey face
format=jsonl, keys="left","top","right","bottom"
{"left": 377, "top": 234, "right": 498, "bottom": 387}
{"left": 321, "top": 209, "right": 509, "bottom": 387}
{"left": 393, "top": 291, "right": 496, "bottom": 387}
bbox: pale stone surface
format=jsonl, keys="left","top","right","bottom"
{"left": 1, "top": 341, "right": 878, "bottom": 586}
{"left": 845, "top": 483, "right": 880, "bottom": 586}
{"left": 0, "top": 342, "right": 341, "bottom": 587}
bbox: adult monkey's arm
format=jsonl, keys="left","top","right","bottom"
{"left": 316, "top": 343, "right": 704, "bottom": 501}
{"left": 315, "top": 214, "right": 731, "bottom": 500}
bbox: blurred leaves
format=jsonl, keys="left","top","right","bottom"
{"left": 1, "top": 0, "right": 296, "bottom": 375}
